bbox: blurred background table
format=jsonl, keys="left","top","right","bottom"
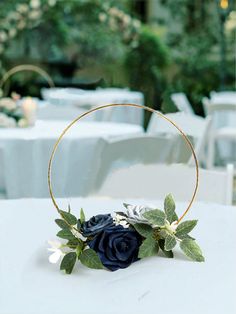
{"left": 0, "top": 121, "right": 143, "bottom": 198}
{"left": 0, "top": 197, "right": 235, "bottom": 314}
{"left": 39, "top": 88, "right": 144, "bottom": 125}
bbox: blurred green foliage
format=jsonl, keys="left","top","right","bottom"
{"left": 0, "top": 0, "right": 235, "bottom": 116}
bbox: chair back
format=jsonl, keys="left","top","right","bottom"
{"left": 95, "top": 163, "right": 234, "bottom": 205}
{"left": 171, "top": 93, "right": 195, "bottom": 115}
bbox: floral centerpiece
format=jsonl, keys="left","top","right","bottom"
{"left": 0, "top": 94, "right": 29, "bottom": 128}
{"left": 47, "top": 103, "right": 205, "bottom": 275}
{"left": 48, "top": 194, "right": 204, "bottom": 274}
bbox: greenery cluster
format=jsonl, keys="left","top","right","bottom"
{"left": 135, "top": 194, "right": 204, "bottom": 262}
{"left": 54, "top": 194, "right": 204, "bottom": 275}
{"left": 55, "top": 207, "right": 104, "bottom": 274}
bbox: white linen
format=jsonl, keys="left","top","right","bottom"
{"left": 0, "top": 197, "right": 235, "bottom": 314}
{"left": 40, "top": 88, "right": 144, "bottom": 125}
{"left": 0, "top": 121, "right": 143, "bottom": 198}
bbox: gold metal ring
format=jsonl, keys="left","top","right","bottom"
{"left": 0, "top": 64, "right": 55, "bottom": 93}
{"left": 48, "top": 103, "right": 199, "bottom": 223}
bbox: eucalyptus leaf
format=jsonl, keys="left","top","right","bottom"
{"left": 57, "top": 229, "right": 76, "bottom": 241}
{"left": 159, "top": 239, "right": 174, "bottom": 258}
{"left": 60, "top": 210, "right": 77, "bottom": 226}
{"left": 133, "top": 224, "right": 153, "bottom": 238}
{"left": 180, "top": 239, "right": 205, "bottom": 262}
{"left": 138, "top": 237, "right": 159, "bottom": 259}
{"left": 143, "top": 209, "right": 166, "bottom": 226}
{"left": 55, "top": 219, "right": 69, "bottom": 230}
{"left": 80, "top": 208, "right": 86, "bottom": 224}
{"left": 60, "top": 252, "right": 77, "bottom": 274}
{"left": 165, "top": 234, "right": 177, "bottom": 251}
{"left": 79, "top": 249, "right": 104, "bottom": 269}
{"left": 175, "top": 220, "right": 198, "bottom": 238}
{"left": 164, "top": 194, "right": 178, "bottom": 224}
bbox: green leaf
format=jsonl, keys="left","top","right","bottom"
{"left": 60, "top": 210, "right": 77, "bottom": 226}
{"left": 57, "top": 229, "right": 76, "bottom": 241}
{"left": 175, "top": 220, "right": 198, "bottom": 238}
{"left": 60, "top": 252, "right": 77, "bottom": 274}
{"left": 177, "top": 234, "right": 195, "bottom": 241}
{"left": 133, "top": 224, "right": 153, "bottom": 238}
{"left": 164, "top": 234, "right": 177, "bottom": 251}
{"left": 138, "top": 237, "right": 159, "bottom": 259}
{"left": 164, "top": 194, "right": 178, "bottom": 224}
{"left": 143, "top": 209, "right": 166, "bottom": 226}
{"left": 76, "top": 243, "right": 84, "bottom": 257}
{"left": 159, "top": 239, "right": 174, "bottom": 258}
{"left": 55, "top": 219, "right": 70, "bottom": 230}
{"left": 79, "top": 249, "right": 104, "bottom": 269}
{"left": 80, "top": 208, "right": 86, "bottom": 224}
{"left": 180, "top": 239, "right": 205, "bottom": 262}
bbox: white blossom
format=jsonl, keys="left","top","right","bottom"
{"left": 0, "top": 113, "right": 16, "bottom": 128}
{"left": 48, "top": 0, "right": 57, "bottom": 7}
{"left": 0, "top": 31, "right": 7, "bottom": 43}
{"left": 0, "top": 98, "right": 17, "bottom": 110}
{"left": 18, "top": 118, "right": 28, "bottom": 128}
{"left": 8, "top": 28, "right": 17, "bottom": 38}
{"left": 30, "top": 0, "right": 41, "bottom": 9}
{"left": 113, "top": 213, "right": 129, "bottom": 228}
{"left": 47, "top": 240, "right": 64, "bottom": 264}
{"left": 16, "top": 4, "right": 29, "bottom": 14}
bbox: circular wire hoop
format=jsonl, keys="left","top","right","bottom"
{"left": 48, "top": 103, "right": 199, "bottom": 224}
{"left": 0, "top": 64, "right": 55, "bottom": 94}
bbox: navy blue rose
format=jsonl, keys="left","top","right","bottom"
{"left": 89, "top": 225, "right": 142, "bottom": 271}
{"left": 80, "top": 214, "right": 114, "bottom": 237}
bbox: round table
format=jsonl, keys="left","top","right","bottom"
{"left": 0, "top": 197, "right": 235, "bottom": 314}
{"left": 0, "top": 120, "right": 143, "bottom": 198}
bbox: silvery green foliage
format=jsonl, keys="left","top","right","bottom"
{"left": 124, "top": 203, "right": 155, "bottom": 224}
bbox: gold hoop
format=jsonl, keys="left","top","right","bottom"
{"left": 0, "top": 64, "right": 55, "bottom": 94}
{"left": 48, "top": 103, "right": 199, "bottom": 224}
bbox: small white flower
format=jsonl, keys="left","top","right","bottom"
{"left": 17, "top": 20, "right": 26, "bottom": 30}
{"left": 16, "top": 4, "right": 29, "bottom": 14}
{"left": 0, "top": 97, "right": 17, "bottom": 110}
{"left": 30, "top": 0, "right": 41, "bottom": 9}
{"left": 48, "top": 0, "right": 57, "bottom": 7}
{"left": 47, "top": 240, "right": 64, "bottom": 264}
{"left": 8, "top": 28, "right": 17, "bottom": 38}
{"left": 0, "top": 31, "right": 7, "bottom": 43}
{"left": 99, "top": 13, "right": 107, "bottom": 22}
{"left": 113, "top": 213, "right": 129, "bottom": 228}
{"left": 0, "top": 113, "right": 16, "bottom": 128}
{"left": 18, "top": 118, "right": 28, "bottom": 128}
{"left": 28, "top": 10, "right": 41, "bottom": 20}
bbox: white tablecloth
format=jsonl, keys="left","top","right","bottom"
{"left": 0, "top": 197, "right": 235, "bottom": 314}
{"left": 0, "top": 121, "right": 143, "bottom": 198}
{"left": 40, "top": 88, "right": 144, "bottom": 125}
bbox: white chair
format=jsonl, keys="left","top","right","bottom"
{"left": 93, "top": 135, "right": 176, "bottom": 192}
{"left": 171, "top": 93, "right": 195, "bottom": 115}
{"left": 147, "top": 111, "right": 208, "bottom": 164}
{"left": 203, "top": 98, "right": 236, "bottom": 168}
{"left": 147, "top": 111, "right": 206, "bottom": 137}
{"left": 95, "top": 163, "right": 234, "bottom": 205}
{"left": 188, "top": 116, "right": 212, "bottom": 167}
